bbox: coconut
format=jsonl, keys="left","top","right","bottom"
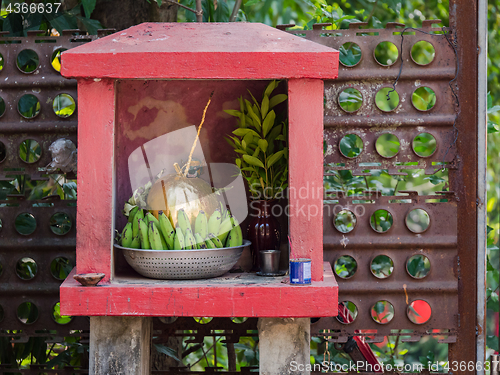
{"left": 147, "top": 173, "right": 219, "bottom": 227}
{"left": 146, "top": 91, "right": 218, "bottom": 227}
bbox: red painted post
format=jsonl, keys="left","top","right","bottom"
{"left": 76, "top": 79, "right": 115, "bottom": 282}
{"left": 288, "top": 79, "right": 324, "bottom": 282}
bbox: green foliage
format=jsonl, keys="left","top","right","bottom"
{"left": 81, "top": 0, "right": 96, "bottom": 19}
{"left": 303, "top": 0, "right": 357, "bottom": 29}
{"left": 339, "top": 134, "right": 363, "bottom": 157}
{"left": 154, "top": 344, "right": 181, "bottom": 362}
{"left": 0, "top": 0, "right": 103, "bottom": 35}
{"left": 180, "top": 334, "right": 258, "bottom": 371}
{"left": 18, "top": 95, "right": 40, "bottom": 119}
{"left": 370, "top": 209, "right": 393, "bottom": 232}
{"left": 486, "top": 90, "right": 500, "bottom": 353}
{"left": 413, "top": 87, "right": 437, "bottom": 111}
{"left": 324, "top": 167, "right": 448, "bottom": 198}
{"left": 407, "top": 255, "right": 430, "bottom": 278}
{"left": 225, "top": 80, "right": 288, "bottom": 200}
{"left": 50, "top": 257, "right": 74, "bottom": 280}
{"left": 339, "top": 42, "right": 362, "bottom": 66}
{"left": 334, "top": 256, "right": 356, "bottom": 278}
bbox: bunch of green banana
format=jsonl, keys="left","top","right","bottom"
{"left": 119, "top": 205, "right": 244, "bottom": 250}
{"left": 191, "top": 207, "right": 243, "bottom": 249}
{"left": 158, "top": 211, "right": 175, "bottom": 249}
{"left": 119, "top": 207, "right": 169, "bottom": 250}
{"left": 226, "top": 216, "right": 243, "bottom": 248}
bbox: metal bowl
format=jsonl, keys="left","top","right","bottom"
{"left": 115, "top": 240, "right": 251, "bottom": 280}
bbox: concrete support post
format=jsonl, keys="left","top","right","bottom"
{"left": 89, "top": 316, "right": 152, "bottom": 375}
{"left": 258, "top": 318, "right": 310, "bottom": 375}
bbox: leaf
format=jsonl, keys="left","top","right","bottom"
{"left": 3, "top": 12, "right": 23, "bottom": 36}
{"left": 154, "top": 344, "right": 181, "bottom": 362}
{"left": 214, "top": 0, "right": 230, "bottom": 21}
{"left": 224, "top": 109, "right": 241, "bottom": 117}
{"left": 487, "top": 335, "right": 499, "bottom": 351}
{"left": 24, "top": 12, "right": 44, "bottom": 34}
{"left": 202, "top": 0, "right": 215, "bottom": 22}
{"left": 77, "top": 16, "right": 102, "bottom": 35}
{"left": 18, "top": 95, "right": 39, "bottom": 118}
{"left": 488, "top": 105, "right": 500, "bottom": 114}
{"left": 243, "top": 155, "right": 265, "bottom": 168}
{"left": 424, "top": 175, "right": 445, "bottom": 185}
{"left": 266, "top": 151, "right": 284, "bottom": 168}
{"left": 45, "top": 13, "right": 78, "bottom": 35}
{"left": 383, "top": 0, "right": 401, "bottom": 15}
{"left": 238, "top": 97, "right": 245, "bottom": 112}
{"left": 370, "top": 16, "right": 382, "bottom": 29}
{"left": 16, "top": 50, "right": 39, "bottom": 74}
{"left": 266, "top": 124, "right": 282, "bottom": 143}
{"left": 247, "top": 90, "right": 261, "bottom": 110}
{"left": 339, "top": 43, "right": 361, "bottom": 66}
{"left": 239, "top": 113, "right": 247, "bottom": 128}
{"left": 81, "top": 0, "right": 97, "bottom": 18}
{"left": 487, "top": 291, "right": 499, "bottom": 312}
{"left": 269, "top": 94, "right": 287, "bottom": 109}
{"left": 46, "top": 350, "right": 72, "bottom": 368}
{"left": 225, "top": 136, "right": 236, "bottom": 149}
{"left": 252, "top": 104, "right": 260, "bottom": 120}
{"left": 261, "top": 95, "right": 269, "bottom": 119}
{"left": 62, "top": 182, "right": 77, "bottom": 199}
{"left": 245, "top": 0, "right": 260, "bottom": 7}
{"left": 234, "top": 343, "right": 253, "bottom": 350}
{"left": 245, "top": 100, "right": 261, "bottom": 129}
{"left": 262, "top": 110, "right": 276, "bottom": 138}
{"left": 339, "top": 134, "right": 362, "bottom": 158}
{"left": 253, "top": 146, "right": 260, "bottom": 157}
{"left": 243, "top": 132, "right": 254, "bottom": 148}
{"left": 258, "top": 139, "right": 268, "bottom": 153}
{"left": 233, "top": 128, "right": 260, "bottom": 138}
{"left": 488, "top": 120, "right": 499, "bottom": 133}
{"left": 264, "top": 80, "right": 278, "bottom": 97}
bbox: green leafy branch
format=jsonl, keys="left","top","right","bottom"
{"left": 225, "top": 81, "right": 288, "bottom": 200}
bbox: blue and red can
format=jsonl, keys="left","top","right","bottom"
{"left": 290, "top": 259, "right": 311, "bottom": 284}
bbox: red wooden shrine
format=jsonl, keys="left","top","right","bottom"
{"left": 60, "top": 23, "right": 339, "bottom": 317}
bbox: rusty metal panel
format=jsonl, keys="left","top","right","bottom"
{"left": 318, "top": 192, "right": 458, "bottom": 342}
{"left": 0, "top": 30, "right": 103, "bottom": 372}
{"left": 280, "top": 1, "right": 479, "bottom": 371}
{"left": 281, "top": 21, "right": 459, "bottom": 343}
